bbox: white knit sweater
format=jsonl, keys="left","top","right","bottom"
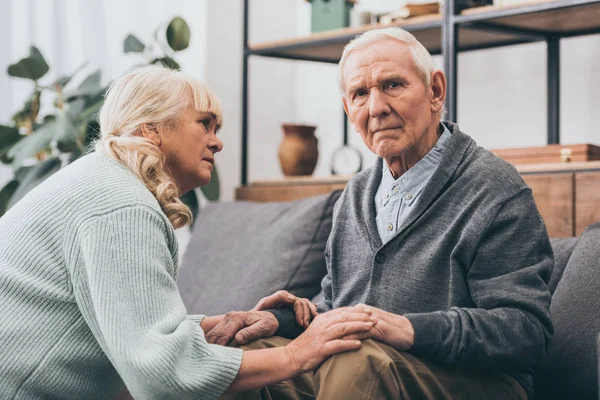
{"left": 0, "top": 153, "right": 242, "bottom": 399}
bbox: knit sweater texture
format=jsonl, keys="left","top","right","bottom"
{"left": 274, "top": 123, "right": 553, "bottom": 399}
{"left": 0, "top": 153, "right": 242, "bottom": 399}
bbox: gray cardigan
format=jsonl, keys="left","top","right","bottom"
{"left": 274, "top": 123, "right": 553, "bottom": 398}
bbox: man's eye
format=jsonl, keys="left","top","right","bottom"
{"left": 386, "top": 82, "right": 401, "bottom": 89}
{"left": 355, "top": 89, "right": 368, "bottom": 97}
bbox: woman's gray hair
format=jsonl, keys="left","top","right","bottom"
{"left": 338, "top": 27, "right": 439, "bottom": 95}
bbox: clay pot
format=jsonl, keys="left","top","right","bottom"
{"left": 278, "top": 124, "right": 319, "bottom": 176}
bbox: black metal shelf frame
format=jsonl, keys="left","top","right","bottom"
{"left": 241, "top": 0, "right": 600, "bottom": 185}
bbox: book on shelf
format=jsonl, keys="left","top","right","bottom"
{"left": 379, "top": 2, "right": 440, "bottom": 23}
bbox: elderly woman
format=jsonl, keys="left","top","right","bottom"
{"left": 0, "top": 66, "right": 375, "bottom": 399}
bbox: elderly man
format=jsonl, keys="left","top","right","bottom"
{"left": 216, "top": 27, "right": 553, "bottom": 399}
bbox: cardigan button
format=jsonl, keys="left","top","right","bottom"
{"left": 375, "top": 253, "right": 387, "bottom": 264}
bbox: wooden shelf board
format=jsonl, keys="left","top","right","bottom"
{"left": 247, "top": 0, "right": 600, "bottom": 62}
{"left": 249, "top": 13, "right": 442, "bottom": 53}
{"left": 516, "top": 160, "right": 600, "bottom": 173}
{"left": 459, "top": 0, "right": 600, "bottom": 33}
{"left": 247, "top": 175, "right": 351, "bottom": 187}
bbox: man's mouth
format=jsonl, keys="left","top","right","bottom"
{"left": 373, "top": 126, "right": 402, "bottom": 134}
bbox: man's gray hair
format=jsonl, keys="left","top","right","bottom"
{"left": 338, "top": 27, "right": 439, "bottom": 95}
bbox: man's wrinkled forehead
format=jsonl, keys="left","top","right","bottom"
{"left": 342, "top": 40, "right": 413, "bottom": 88}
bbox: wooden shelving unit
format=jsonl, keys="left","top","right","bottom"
{"left": 240, "top": 0, "right": 600, "bottom": 185}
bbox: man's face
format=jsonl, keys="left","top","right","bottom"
{"left": 342, "top": 39, "right": 438, "bottom": 162}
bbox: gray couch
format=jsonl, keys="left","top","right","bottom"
{"left": 178, "top": 190, "right": 600, "bottom": 399}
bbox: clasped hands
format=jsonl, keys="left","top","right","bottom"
{"left": 206, "top": 290, "right": 414, "bottom": 351}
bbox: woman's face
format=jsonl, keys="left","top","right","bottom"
{"left": 159, "top": 106, "right": 223, "bottom": 195}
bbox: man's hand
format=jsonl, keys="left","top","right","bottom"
{"left": 206, "top": 311, "right": 278, "bottom": 346}
{"left": 285, "top": 306, "right": 377, "bottom": 372}
{"left": 253, "top": 290, "right": 318, "bottom": 328}
{"left": 344, "top": 305, "right": 415, "bottom": 350}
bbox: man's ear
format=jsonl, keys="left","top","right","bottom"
{"left": 429, "top": 70, "right": 446, "bottom": 115}
{"left": 342, "top": 96, "right": 354, "bottom": 127}
{"left": 139, "top": 123, "right": 162, "bottom": 146}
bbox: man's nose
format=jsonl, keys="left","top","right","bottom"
{"left": 369, "top": 90, "right": 391, "bottom": 119}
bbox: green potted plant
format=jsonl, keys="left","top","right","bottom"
{"left": 0, "top": 17, "right": 219, "bottom": 219}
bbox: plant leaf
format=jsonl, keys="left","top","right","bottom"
{"left": 53, "top": 61, "right": 89, "bottom": 89}
{"left": 200, "top": 164, "right": 220, "bottom": 201}
{"left": 8, "top": 123, "right": 56, "bottom": 170}
{"left": 64, "top": 70, "right": 102, "bottom": 100}
{"left": 54, "top": 111, "right": 81, "bottom": 152}
{"left": 152, "top": 57, "right": 180, "bottom": 71}
{"left": 7, "top": 46, "right": 49, "bottom": 81}
{"left": 124, "top": 34, "right": 146, "bottom": 53}
{"left": 0, "top": 125, "right": 23, "bottom": 156}
{"left": 0, "top": 180, "right": 20, "bottom": 216}
{"left": 166, "top": 17, "right": 190, "bottom": 51}
{"left": 8, "top": 157, "right": 62, "bottom": 208}
{"left": 180, "top": 189, "right": 199, "bottom": 221}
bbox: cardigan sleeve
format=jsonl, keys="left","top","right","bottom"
{"left": 69, "top": 205, "right": 242, "bottom": 400}
{"left": 405, "top": 189, "right": 554, "bottom": 370}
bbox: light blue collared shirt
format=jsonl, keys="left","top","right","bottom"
{"left": 374, "top": 123, "right": 451, "bottom": 244}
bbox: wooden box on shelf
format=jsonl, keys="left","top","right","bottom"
{"left": 491, "top": 143, "right": 600, "bottom": 165}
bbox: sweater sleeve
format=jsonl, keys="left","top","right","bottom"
{"left": 404, "top": 189, "right": 554, "bottom": 370}
{"left": 317, "top": 236, "right": 334, "bottom": 313}
{"left": 69, "top": 205, "right": 242, "bottom": 400}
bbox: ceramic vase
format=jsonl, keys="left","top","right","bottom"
{"left": 278, "top": 124, "right": 319, "bottom": 176}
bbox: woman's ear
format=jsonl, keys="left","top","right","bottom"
{"left": 429, "top": 70, "right": 446, "bottom": 115}
{"left": 139, "top": 123, "right": 162, "bottom": 146}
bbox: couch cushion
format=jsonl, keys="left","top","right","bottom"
{"left": 548, "top": 237, "right": 579, "bottom": 294}
{"left": 177, "top": 191, "right": 340, "bottom": 316}
{"left": 534, "top": 223, "right": 600, "bottom": 399}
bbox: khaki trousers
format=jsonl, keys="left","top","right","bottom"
{"left": 221, "top": 336, "right": 528, "bottom": 400}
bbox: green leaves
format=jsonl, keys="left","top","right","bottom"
{"left": 0, "top": 125, "right": 22, "bottom": 162}
{"left": 0, "top": 180, "right": 19, "bottom": 216}
{"left": 7, "top": 157, "right": 62, "bottom": 209}
{"left": 152, "top": 57, "right": 180, "bottom": 71}
{"left": 7, "top": 46, "right": 49, "bottom": 81}
{"left": 124, "top": 34, "right": 145, "bottom": 53}
{"left": 180, "top": 189, "right": 199, "bottom": 221}
{"left": 64, "top": 70, "right": 102, "bottom": 100}
{"left": 7, "top": 123, "right": 56, "bottom": 170}
{"left": 166, "top": 17, "right": 190, "bottom": 51}
{"left": 200, "top": 164, "right": 220, "bottom": 202}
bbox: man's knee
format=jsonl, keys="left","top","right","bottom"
{"left": 320, "top": 339, "right": 395, "bottom": 374}
{"left": 238, "top": 335, "right": 291, "bottom": 351}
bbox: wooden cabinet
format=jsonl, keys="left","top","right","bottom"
{"left": 236, "top": 162, "right": 600, "bottom": 238}
{"left": 521, "top": 173, "right": 574, "bottom": 238}
{"left": 235, "top": 176, "right": 348, "bottom": 203}
{"left": 575, "top": 171, "right": 600, "bottom": 236}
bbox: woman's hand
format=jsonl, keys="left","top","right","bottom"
{"left": 340, "top": 305, "right": 415, "bottom": 351}
{"left": 284, "top": 306, "right": 377, "bottom": 373}
{"left": 252, "top": 290, "right": 318, "bottom": 328}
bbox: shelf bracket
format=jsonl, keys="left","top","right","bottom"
{"left": 547, "top": 36, "right": 560, "bottom": 144}
{"left": 442, "top": 0, "right": 458, "bottom": 123}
